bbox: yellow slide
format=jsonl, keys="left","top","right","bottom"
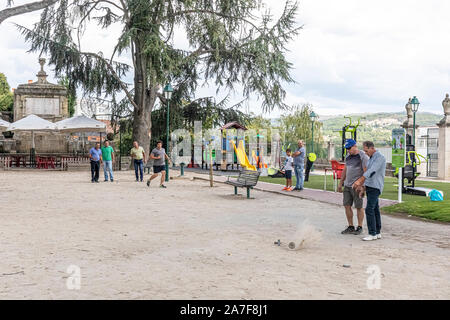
{"left": 230, "top": 140, "right": 256, "bottom": 171}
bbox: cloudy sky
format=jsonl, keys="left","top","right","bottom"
{"left": 1, "top": 0, "right": 449, "bottom": 118}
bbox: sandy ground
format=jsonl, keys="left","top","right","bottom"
{"left": 0, "top": 170, "right": 449, "bottom": 300}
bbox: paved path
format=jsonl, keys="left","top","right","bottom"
{"left": 191, "top": 172, "right": 398, "bottom": 208}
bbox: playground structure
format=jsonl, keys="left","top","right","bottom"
{"left": 395, "top": 135, "right": 443, "bottom": 197}
{"left": 230, "top": 140, "right": 256, "bottom": 171}
{"left": 338, "top": 116, "right": 363, "bottom": 161}
{"left": 200, "top": 122, "right": 274, "bottom": 173}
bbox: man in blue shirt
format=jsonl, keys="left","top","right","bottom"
{"left": 292, "top": 140, "right": 306, "bottom": 190}
{"left": 89, "top": 143, "right": 102, "bottom": 183}
{"left": 353, "top": 141, "right": 386, "bottom": 241}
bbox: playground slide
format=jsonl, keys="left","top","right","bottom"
{"left": 231, "top": 140, "right": 256, "bottom": 171}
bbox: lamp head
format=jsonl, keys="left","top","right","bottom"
{"left": 163, "top": 83, "right": 173, "bottom": 100}
{"left": 410, "top": 96, "right": 420, "bottom": 112}
{"left": 309, "top": 111, "right": 317, "bottom": 121}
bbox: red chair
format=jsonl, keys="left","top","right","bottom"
{"left": 47, "top": 156, "right": 56, "bottom": 169}
{"left": 36, "top": 156, "right": 48, "bottom": 169}
{"left": 330, "top": 160, "right": 345, "bottom": 192}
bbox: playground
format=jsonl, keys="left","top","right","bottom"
{"left": 0, "top": 170, "right": 448, "bottom": 299}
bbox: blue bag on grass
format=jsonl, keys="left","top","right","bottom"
{"left": 429, "top": 189, "right": 444, "bottom": 202}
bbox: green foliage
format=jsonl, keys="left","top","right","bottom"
{"left": 150, "top": 96, "right": 251, "bottom": 146}
{"left": 382, "top": 200, "right": 450, "bottom": 222}
{"left": 279, "top": 104, "right": 323, "bottom": 147}
{"left": 0, "top": 93, "right": 13, "bottom": 112}
{"left": 0, "top": 72, "right": 10, "bottom": 94}
{"left": 58, "top": 76, "right": 76, "bottom": 117}
{"left": 0, "top": 72, "right": 13, "bottom": 111}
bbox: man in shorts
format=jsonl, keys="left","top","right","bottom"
{"left": 338, "top": 139, "right": 369, "bottom": 235}
{"left": 147, "top": 141, "right": 171, "bottom": 188}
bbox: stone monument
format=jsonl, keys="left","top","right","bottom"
{"left": 11, "top": 59, "right": 69, "bottom": 153}
{"left": 437, "top": 93, "right": 450, "bottom": 181}
{"left": 13, "top": 58, "right": 68, "bottom": 122}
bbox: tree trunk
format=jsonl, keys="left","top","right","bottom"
{"left": 131, "top": 42, "right": 157, "bottom": 158}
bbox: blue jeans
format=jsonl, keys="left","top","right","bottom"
{"left": 134, "top": 159, "right": 144, "bottom": 181}
{"left": 294, "top": 165, "right": 304, "bottom": 189}
{"left": 103, "top": 160, "right": 114, "bottom": 181}
{"left": 365, "top": 186, "right": 382, "bottom": 236}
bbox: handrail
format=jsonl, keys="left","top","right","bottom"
{"left": 406, "top": 151, "right": 427, "bottom": 167}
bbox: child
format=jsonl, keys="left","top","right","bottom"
{"left": 282, "top": 148, "right": 294, "bottom": 191}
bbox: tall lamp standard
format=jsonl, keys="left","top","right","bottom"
{"left": 309, "top": 111, "right": 318, "bottom": 153}
{"left": 164, "top": 83, "right": 174, "bottom": 182}
{"left": 410, "top": 96, "right": 420, "bottom": 188}
{"left": 410, "top": 96, "right": 420, "bottom": 146}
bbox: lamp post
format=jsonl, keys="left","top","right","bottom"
{"left": 309, "top": 111, "right": 317, "bottom": 153}
{"left": 410, "top": 96, "right": 420, "bottom": 188}
{"left": 164, "top": 83, "right": 173, "bottom": 182}
{"left": 410, "top": 96, "right": 420, "bottom": 146}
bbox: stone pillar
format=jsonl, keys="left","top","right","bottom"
{"left": 437, "top": 93, "right": 450, "bottom": 181}
{"left": 327, "top": 141, "right": 335, "bottom": 161}
{"left": 401, "top": 98, "right": 418, "bottom": 145}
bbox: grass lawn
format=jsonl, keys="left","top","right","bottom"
{"left": 259, "top": 174, "right": 450, "bottom": 223}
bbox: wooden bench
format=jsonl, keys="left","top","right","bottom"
{"left": 225, "top": 169, "right": 260, "bottom": 199}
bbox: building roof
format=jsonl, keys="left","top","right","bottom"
{"left": 220, "top": 121, "right": 247, "bottom": 131}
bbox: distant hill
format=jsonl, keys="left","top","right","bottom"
{"left": 319, "top": 112, "right": 442, "bottom": 145}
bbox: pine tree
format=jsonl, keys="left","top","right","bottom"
{"left": 13, "top": 0, "right": 301, "bottom": 154}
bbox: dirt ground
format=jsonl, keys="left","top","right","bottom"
{"left": 0, "top": 170, "right": 449, "bottom": 299}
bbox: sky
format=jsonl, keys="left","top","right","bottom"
{"left": 1, "top": 0, "right": 449, "bottom": 118}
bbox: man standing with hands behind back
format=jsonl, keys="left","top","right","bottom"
{"left": 130, "top": 141, "right": 146, "bottom": 182}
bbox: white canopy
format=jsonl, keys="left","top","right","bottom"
{"left": 7, "top": 114, "right": 57, "bottom": 132}
{"left": 55, "top": 115, "right": 106, "bottom": 133}
{"left": 0, "top": 118, "right": 10, "bottom": 132}
{"left": 7, "top": 114, "right": 57, "bottom": 149}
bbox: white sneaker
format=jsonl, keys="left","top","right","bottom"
{"left": 376, "top": 234, "right": 381, "bottom": 239}
{"left": 362, "top": 235, "right": 378, "bottom": 241}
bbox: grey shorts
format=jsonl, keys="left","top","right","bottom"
{"left": 343, "top": 186, "right": 363, "bottom": 208}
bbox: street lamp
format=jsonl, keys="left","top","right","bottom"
{"left": 410, "top": 96, "right": 420, "bottom": 146}
{"left": 410, "top": 96, "right": 419, "bottom": 189}
{"left": 309, "top": 111, "right": 318, "bottom": 153}
{"left": 164, "top": 83, "right": 173, "bottom": 182}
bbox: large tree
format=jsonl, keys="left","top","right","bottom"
{"left": 11, "top": 0, "right": 301, "bottom": 154}
{"left": 279, "top": 103, "right": 323, "bottom": 149}
{"left": 0, "top": 72, "right": 14, "bottom": 112}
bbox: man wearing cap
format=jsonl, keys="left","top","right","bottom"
{"left": 353, "top": 141, "right": 386, "bottom": 241}
{"left": 338, "top": 139, "right": 369, "bottom": 235}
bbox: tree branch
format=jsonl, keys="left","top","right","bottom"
{"left": 0, "top": 0, "right": 58, "bottom": 24}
